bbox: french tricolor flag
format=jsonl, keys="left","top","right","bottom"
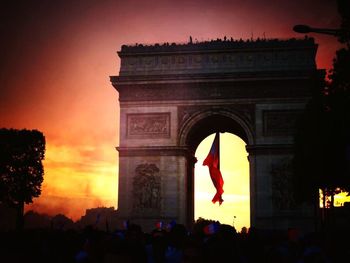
{"left": 203, "top": 223, "right": 220, "bottom": 235}
{"left": 155, "top": 221, "right": 163, "bottom": 229}
{"left": 203, "top": 132, "right": 224, "bottom": 205}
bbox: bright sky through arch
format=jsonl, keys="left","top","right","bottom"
{"left": 195, "top": 133, "right": 250, "bottom": 231}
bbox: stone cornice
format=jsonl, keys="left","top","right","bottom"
{"left": 112, "top": 78, "right": 314, "bottom": 102}
{"left": 117, "top": 146, "right": 196, "bottom": 159}
{"left": 111, "top": 70, "right": 316, "bottom": 85}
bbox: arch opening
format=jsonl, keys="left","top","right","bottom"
{"left": 194, "top": 132, "right": 250, "bottom": 232}
{"left": 180, "top": 111, "right": 253, "bottom": 231}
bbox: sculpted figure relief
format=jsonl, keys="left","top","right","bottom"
{"left": 271, "top": 158, "right": 296, "bottom": 210}
{"left": 128, "top": 113, "right": 170, "bottom": 137}
{"left": 132, "top": 163, "right": 161, "bottom": 211}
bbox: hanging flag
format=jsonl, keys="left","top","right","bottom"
{"left": 203, "top": 132, "right": 224, "bottom": 205}
{"left": 203, "top": 222, "right": 220, "bottom": 235}
{"left": 155, "top": 221, "right": 163, "bottom": 230}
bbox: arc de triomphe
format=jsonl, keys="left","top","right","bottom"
{"left": 110, "top": 38, "right": 321, "bottom": 232}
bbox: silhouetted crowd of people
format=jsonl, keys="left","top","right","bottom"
{"left": 1, "top": 218, "right": 349, "bottom": 263}
{"left": 121, "top": 36, "right": 314, "bottom": 53}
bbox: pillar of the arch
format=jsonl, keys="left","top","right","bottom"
{"left": 247, "top": 145, "right": 315, "bottom": 232}
{"left": 117, "top": 147, "right": 194, "bottom": 232}
{"left": 246, "top": 102, "right": 316, "bottom": 232}
{"left": 247, "top": 144, "right": 292, "bottom": 229}
{"left": 115, "top": 104, "right": 197, "bottom": 231}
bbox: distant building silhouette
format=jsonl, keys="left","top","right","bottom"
{"left": 76, "top": 206, "right": 121, "bottom": 231}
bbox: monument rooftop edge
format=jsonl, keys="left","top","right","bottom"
{"left": 115, "top": 37, "right": 319, "bottom": 77}
{"left": 119, "top": 37, "right": 317, "bottom": 54}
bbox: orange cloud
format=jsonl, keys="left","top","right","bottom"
{"left": 25, "top": 140, "right": 118, "bottom": 221}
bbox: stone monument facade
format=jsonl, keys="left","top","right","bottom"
{"left": 110, "top": 37, "right": 321, "bottom": 232}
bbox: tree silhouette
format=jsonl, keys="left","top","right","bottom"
{"left": 293, "top": 74, "right": 329, "bottom": 204}
{"left": 293, "top": 0, "right": 350, "bottom": 226}
{"left": 322, "top": 0, "right": 350, "bottom": 202}
{"left": 0, "top": 128, "right": 45, "bottom": 229}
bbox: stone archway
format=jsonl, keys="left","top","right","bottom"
{"left": 178, "top": 108, "right": 254, "bottom": 149}
{"left": 110, "top": 38, "right": 321, "bottom": 232}
{"left": 179, "top": 109, "right": 253, "bottom": 227}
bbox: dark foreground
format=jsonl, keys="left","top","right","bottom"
{"left": 0, "top": 220, "right": 349, "bottom": 263}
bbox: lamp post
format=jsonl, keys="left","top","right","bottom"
{"left": 293, "top": 24, "right": 344, "bottom": 37}
{"left": 293, "top": 24, "right": 349, "bottom": 48}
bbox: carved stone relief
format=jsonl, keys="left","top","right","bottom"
{"left": 132, "top": 163, "right": 161, "bottom": 214}
{"left": 271, "top": 158, "right": 296, "bottom": 210}
{"left": 120, "top": 50, "right": 313, "bottom": 76}
{"left": 127, "top": 113, "right": 170, "bottom": 138}
{"left": 263, "top": 110, "right": 302, "bottom": 136}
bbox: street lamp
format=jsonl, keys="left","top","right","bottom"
{"left": 293, "top": 25, "right": 350, "bottom": 48}
{"left": 293, "top": 24, "right": 350, "bottom": 49}
{"left": 293, "top": 24, "right": 344, "bottom": 37}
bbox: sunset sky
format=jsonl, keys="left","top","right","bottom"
{"left": 0, "top": 0, "right": 345, "bottom": 230}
